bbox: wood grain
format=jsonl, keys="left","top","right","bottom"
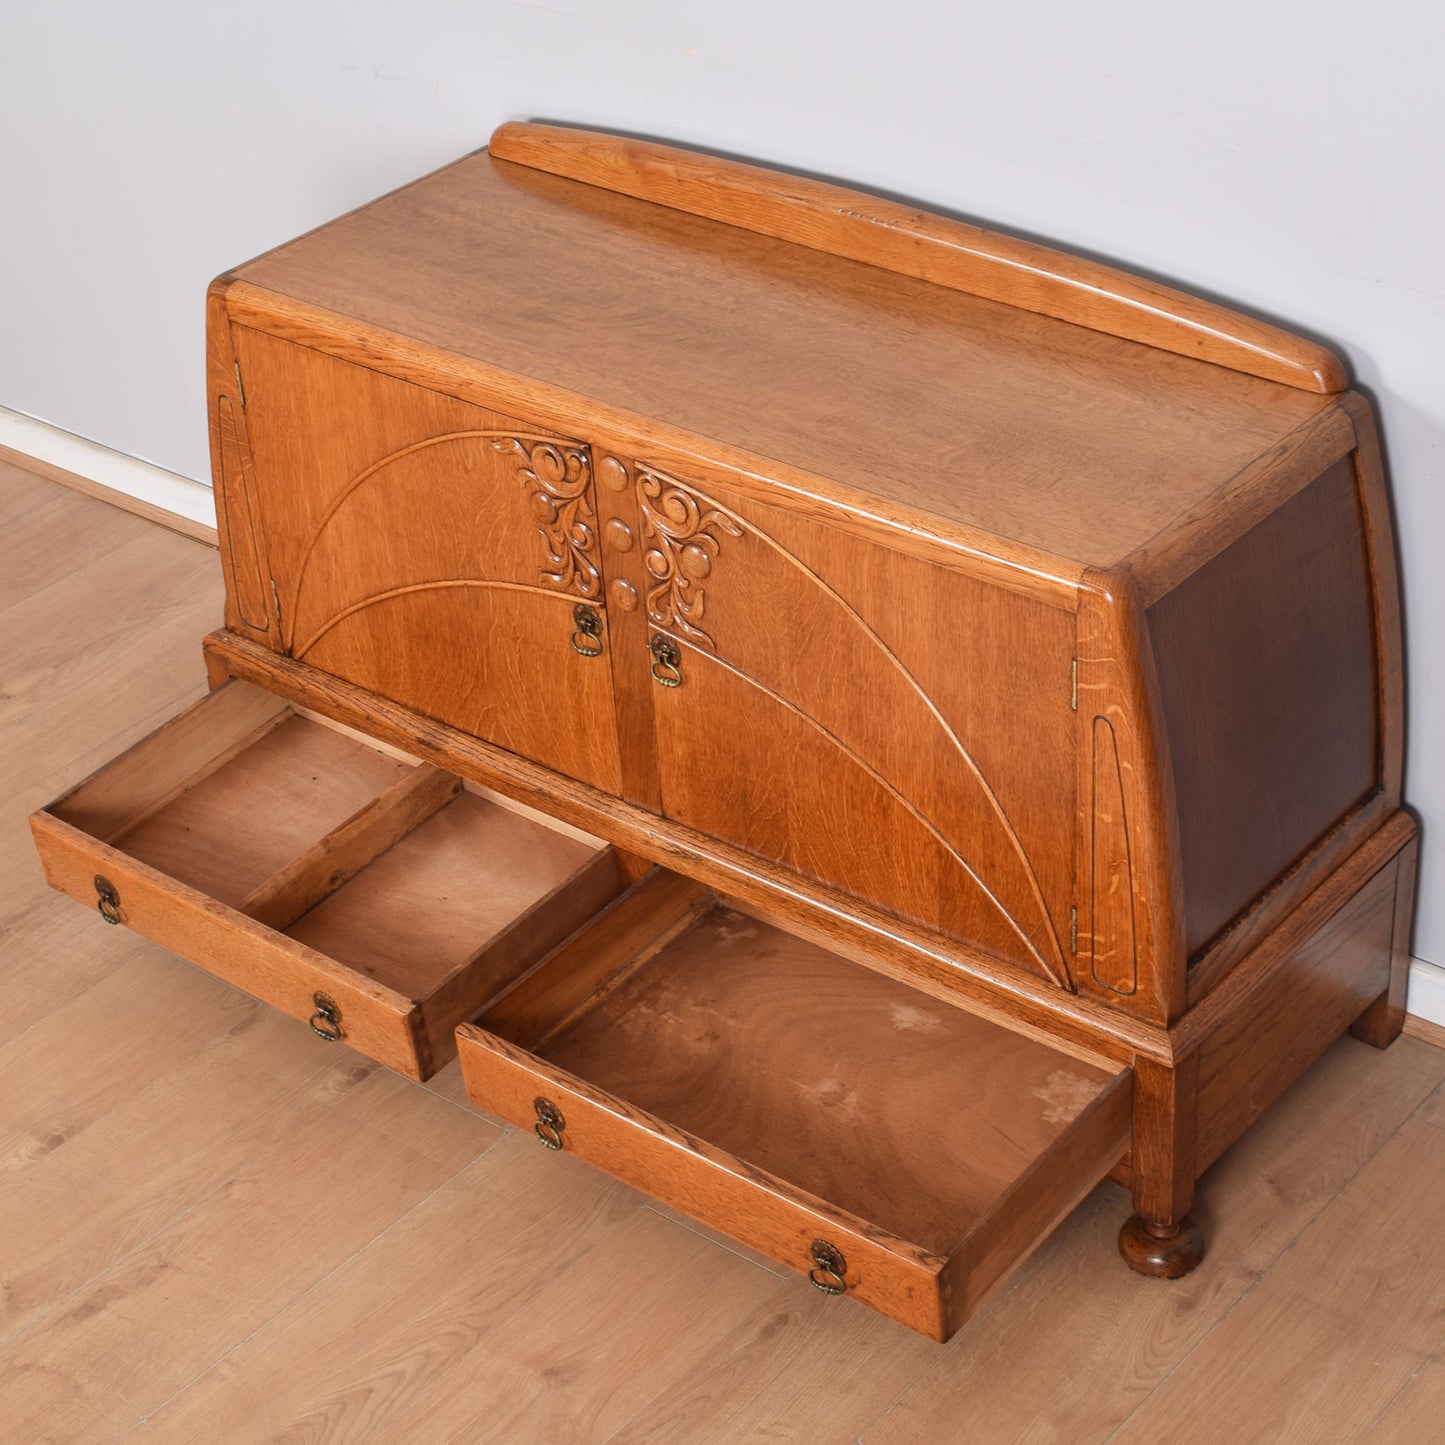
{"left": 461, "top": 902, "right": 1129, "bottom": 1338}
{"left": 0, "top": 441, "right": 218, "bottom": 547}
{"left": 136, "top": 1132, "right": 641, "bottom": 1443}
{"left": 0, "top": 1067, "right": 494, "bottom": 1443}
{"left": 479, "top": 866, "right": 709, "bottom": 1050}
{"left": 103, "top": 713, "right": 415, "bottom": 908}
{"left": 228, "top": 151, "right": 1334, "bottom": 572}
{"left": 236, "top": 763, "right": 462, "bottom": 930}
{"left": 1147, "top": 456, "right": 1379, "bottom": 957}
{"left": 1109, "top": 1116, "right": 1445, "bottom": 1444}
{"left": 862, "top": 1035, "right": 1445, "bottom": 1445}
{"left": 1194, "top": 843, "right": 1404, "bottom": 1169}
{"left": 227, "top": 325, "right": 624, "bottom": 794}
{"left": 0, "top": 1007, "right": 376, "bottom": 1341}
{"left": 206, "top": 627, "right": 1169, "bottom": 1067}
{"left": 3, "top": 465, "right": 1440, "bottom": 1445}
{"left": 490, "top": 124, "right": 1347, "bottom": 394}
{"left": 1360, "top": 1355, "right": 1445, "bottom": 1443}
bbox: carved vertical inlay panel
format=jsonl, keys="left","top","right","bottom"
{"left": 491, "top": 438, "right": 600, "bottom": 598}
{"left": 635, "top": 465, "right": 743, "bottom": 649}
{"left": 1090, "top": 715, "right": 1138, "bottom": 994}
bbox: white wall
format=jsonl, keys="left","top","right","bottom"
{"left": 2, "top": 1, "right": 1441, "bottom": 970}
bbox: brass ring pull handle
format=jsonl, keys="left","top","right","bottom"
{"left": 534, "top": 1096, "right": 566, "bottom": 1150}
{"left": 570, "top": 603, "right": 604, "bottom": 657}
{"left": 648, "top": 632, "right": 682, "bottom": 687}
{"left": 94, "top": 875, "right": 122, "bottom": 925}
{"left": 808, "top": 1239, "right": 848, "bottom": 1295}
{"left": 308, "top": 991, "right": 345, "bottom": 1042}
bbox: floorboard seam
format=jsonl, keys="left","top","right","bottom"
{"left": 1097, "top": 1091, "right": 1431, "bottom": 1445}
{"left": 133, "top": 1146, "right": 496, "bottom": 1428}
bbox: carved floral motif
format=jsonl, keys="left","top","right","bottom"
{"left": 635, "top": 466, "right": 743, "bottom": 649}
{"left": 491, "top": 438, "right": 600, "bottom": 598}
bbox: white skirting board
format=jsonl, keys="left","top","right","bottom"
{"left": 1408, "top": 957, "right": 1445, "bottom": 1033}
{"left": 1, "top": 402, "right": 1442, "bottom": 1036}
{"left": 0, "top": 404, "right": 215, "bottom": 531}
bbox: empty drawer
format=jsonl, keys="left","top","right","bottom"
{"left": 456, "top": 877, "right": 1132, "bottom": 1339}
{"left": 31, "top": 679, "right": 622, "bottom": 1079}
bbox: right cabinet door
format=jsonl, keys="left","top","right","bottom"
{"left": 627, "top": 462, "right": 1078, "bottom": 988}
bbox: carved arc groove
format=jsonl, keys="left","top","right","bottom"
{"left": 671, "top": 642, "right": 1066, "bottom": 985}
{"left": 638, "top": 466, "right": 1066, "bottom": 979}
{"left": 293, "top": 579, "right": 576, "bottom": 660}
{"left": 287, "top": 430, "right": 591, "bottom": 650}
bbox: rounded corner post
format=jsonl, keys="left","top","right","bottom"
{"left": 1076, "top": 565, "right": 1187, "bottom": 1027}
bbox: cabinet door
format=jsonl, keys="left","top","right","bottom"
{"left": 616, "top": 461, "right": 1077, "bottom": 987}
{"left": 228, "top": 329, "right": 621, "bottom": 794}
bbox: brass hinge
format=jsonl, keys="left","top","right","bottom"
{"left": 1070, "top": 659, "right": 1078, "bottom": 711}
{"left": 1070, "top": 905, "right": 1079, "bottom": 954}
{"left": 233, "top": 361, "right": 246, "bottom": 407}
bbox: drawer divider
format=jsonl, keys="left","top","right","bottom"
{"left": 237, "top": 765, "right": 462, "bottom": 931}
{"left": 414, "top": 847, "right": 628, "bottom": 1067}
{"left": 479, "top": 868, "right": 711, "bottom": 1052}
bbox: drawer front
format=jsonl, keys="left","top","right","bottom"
{"left": 456, "top": 1026, "right": 953, "bottom": 1338}
{"left": 31, "top": 816, "right": 427, "bottom": 1075}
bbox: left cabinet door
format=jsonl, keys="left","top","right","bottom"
{"left": 222, "top": 328, "right": 622, "bottom": 794}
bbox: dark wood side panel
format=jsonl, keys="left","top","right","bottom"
{"left": 1193, "top": 836, "right": 1407, "bottom": 1169}
{"left": 1147, "top": 458, "right": 1378, "bottom": 958}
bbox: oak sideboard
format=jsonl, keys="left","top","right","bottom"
{"left": 31, "top": 124, "right": 1417, "bottom": 1341}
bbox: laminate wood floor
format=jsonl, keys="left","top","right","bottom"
{"left": 2, "top": 459, "right": 1443, "bottom": 1445}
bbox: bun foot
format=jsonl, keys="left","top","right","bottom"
{"left": 1118, "top": 1214, "right": 1204, "bottom": 1278}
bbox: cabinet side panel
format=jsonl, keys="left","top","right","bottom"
{"left": 1147, "top": 458, "right": 1377, "bottom": 958}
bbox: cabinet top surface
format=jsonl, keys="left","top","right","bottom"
{"left": 232, "top": 144, "right": 1335, "bottom": 572}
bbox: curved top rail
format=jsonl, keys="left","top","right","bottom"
{"left": 489, "top": 123, "right": 1346, "bottom": 395}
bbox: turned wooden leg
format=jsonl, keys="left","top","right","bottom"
{"left": 1349, "top": 841, "right": 1417, "bottom": 1049}
{"left": 1119, "top": 1213, "right": 1205, "bottom": 1278}
{"left": 1119, "top": 1054, "right": 1205, "bottom": 1279}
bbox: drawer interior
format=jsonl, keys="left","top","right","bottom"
{"left": 285, "top": 790, "right": 602, "bottom": 999}
{"left": 462, "top": 884, "right": 1132, "bottom": 1335}
{"left": 40, "top": 680, "right": 619, "bottom": 1074}
{"left": 108, "top": 713, "right": 416, "bottom": 906}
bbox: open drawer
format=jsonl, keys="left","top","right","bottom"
{"left": 456, "top": 877, "right": 1134, "bottom": 1340}
{"left": 30, "top": 680, "right": 622, "bottom": 1080}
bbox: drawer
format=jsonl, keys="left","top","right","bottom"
{"left": 30, "top": 680, "right": 622, "bottom": 1080}
{"left": 456, "top": 881, "right": 1133, "bottom": 1340}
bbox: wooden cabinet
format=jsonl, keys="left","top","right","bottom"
{"left": 31, "top": 124, "right": 1418, "bottom": 1341}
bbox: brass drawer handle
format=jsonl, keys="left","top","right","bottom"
{"left": 534, "top": 1096, "right": 566, "bottom": 1149}
{"left": 808, "top": 1239, "right": 847, "bottom": 1295}
{"left": 94, "top": 875, "right": 122, "bottom": 925}
{"left": 309, "top": 991, "right": 345, "bottom": 1042}
{"left": 648, "top": 633, "right": 682, "bottom": 687}
{"left": 570, "top": 603, "right": 604, "bottom": 657}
